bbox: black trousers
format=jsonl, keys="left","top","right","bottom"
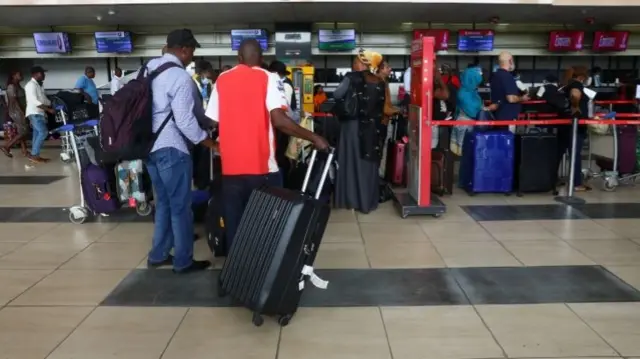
{"left": 221, "top": 173, "right": 283, "bottom": 249}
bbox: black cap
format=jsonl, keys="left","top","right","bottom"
{"left": 269, "top": 61, "right": 290, "bottom": 76}
{"left": 30, "top": 66, "right": 47, "bottom": 75}
{"left": 166, "top": 29, "right": 201, "bottom": 49}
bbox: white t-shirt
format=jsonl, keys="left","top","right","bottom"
{"left": 110, "top": 76, "right": 125, "bottom": 95}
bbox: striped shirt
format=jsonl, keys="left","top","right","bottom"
{"left": 147, "top": 54, "right": 208, "bottom": 154}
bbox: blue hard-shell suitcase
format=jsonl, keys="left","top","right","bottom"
{"left": 460, "top": 131, "right": 515, "bottom": 194}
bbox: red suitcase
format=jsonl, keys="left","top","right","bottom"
{"left": 385, "top": 119, "right": 407, "bottom": 185}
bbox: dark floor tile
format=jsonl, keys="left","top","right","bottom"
{"left": 101, "top": 266, "right": 640, "bottom": 308}
{"left": 0, "top": 207, "right": 152, "bottom": 223}
{"left": 572, "top": 203, "right": 640, "bottom": 219}
{"left": 101, "top": 268, "right": 469, "bottom": 307}
{"left": 301, "top": 269, "right": 468, "bottom": 306}
{"left": 452, "top": 265, "right": 640, "bottom": 304}
{"left": 0, "top": 176, "right": 66, "bottom": 185}
{"left": 461, "top": 204, "right": 588, "bottom": 221}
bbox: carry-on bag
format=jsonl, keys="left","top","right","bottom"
{"left": 514, "top": 128, "right": 558, "bottom": 195}
{"left": 204, "top": 177, "right": 226, "bottom": 257}
{"left": 218, "top": 148, "right": 335, "bottom": 327}
{"left": 81, "top": 164, "right": 119, "bottom": 214}
{"left": 596, "top": 126, "right": 638, "bottom": 174}
{"left": 461, "top": 131, "right": 515, "bottom": 195}
{"left": 431, "top": 148, "right": 454, "bottom": 196}
{"left": 386, "top": 119, "right": 407, "bottom": 186}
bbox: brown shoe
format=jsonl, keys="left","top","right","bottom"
{"left": 29, "top": 156, "right": 45, "bottom": 164}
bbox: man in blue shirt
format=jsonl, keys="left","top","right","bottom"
{"left": 74, "top": 66, "right": 99, "bottom": 104}
{"left": 490, "top": 52, "right": 529, "bottom": 120}
{"left": 145, "top": 29, "right": 217, "bottom": 274}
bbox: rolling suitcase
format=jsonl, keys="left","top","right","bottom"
{"left": 431, "top": 148, "right": 453, "bottom": 196}
{"left": 596, "top": 126, "right": 638, "bottom": 174}
{"left": 386, "top": 119, "right": 407, "bottom": 185}
{"left": 514, "top": 128, "right": 558, "bottom": 195}
{"left": 218, "top": 148, "right": 335, "bottom": 327}
{"left": 461, "top": 131, "right": 515, "bottom": 195}
{"left": 81, "top": 164, "right": 119, "bottom": 214}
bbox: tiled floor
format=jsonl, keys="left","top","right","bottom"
{"left": 0, "top": 148, "right": 640, "bottom": 358}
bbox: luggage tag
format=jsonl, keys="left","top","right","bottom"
{"left": 301, "top": 265, "right": 329, "bottom": 290}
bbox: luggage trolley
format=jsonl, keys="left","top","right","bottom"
{"left": 52, "top": 103, "right": 98, "bottom": 163}
{"left": 51, "top": 119, "right": 100, "bottom": 224}
{"left": 583, "top": 111, "right": 640, "bottom": 191}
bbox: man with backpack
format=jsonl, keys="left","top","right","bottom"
{"left": 102, "top": 29, "right": 217, "bottom": 274}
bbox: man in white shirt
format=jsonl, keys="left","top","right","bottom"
{"left": 24, "top": 66, "right": 55, "bottom": 164}
{"left": 110, "top": 67, "right": 125, "bottom": 95}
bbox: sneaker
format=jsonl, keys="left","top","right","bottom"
{"left": 173, "top": 260, "right": 211, "bottom": 274}
{"left": 28, "top": 157, "right": 45, "bottom": 164}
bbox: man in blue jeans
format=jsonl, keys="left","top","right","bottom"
{"left": 24, "top": 66, "right": 55, "bottom": 164}
{"left": 145, "top": 29, "right": 218, "bottom": 274}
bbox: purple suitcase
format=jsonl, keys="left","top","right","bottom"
{"left": 617, "top": 126, "right": 637, "bottom": 174}
{"left": 81, "top": 164, "right": 119, "bottom": 214}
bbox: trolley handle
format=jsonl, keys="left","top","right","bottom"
{"left": 301, "top": 147, "right": 336, "bottom": 200}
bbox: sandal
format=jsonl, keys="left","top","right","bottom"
{"left": 1, "top": 147, "right": 13, "bottom": 158}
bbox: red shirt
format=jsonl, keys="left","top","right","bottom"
{"left": 205, "top": 65, "right": 288, "bottom": 175}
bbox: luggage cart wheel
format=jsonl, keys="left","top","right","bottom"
{"left": 252, "top": 313, "right": 264, "bottom": 327}
{"left": 135, "top": 202, "right": 153, "bottom": 216}
{"left": 278, "top": 314, "right": 293, "bottom": 327}
{"left": 603, "top": 179, "right": 617, "bottom": 192}
{"left": 68, "top": 208, "right": 88, "bottom": 224}
{"left": 552, "top": 190, "right": 559, "bottom": 196}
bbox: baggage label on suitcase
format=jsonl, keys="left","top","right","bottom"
{"left": 219, "top": 148, "right": 334, "bottom": 327}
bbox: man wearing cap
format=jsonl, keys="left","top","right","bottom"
{"left": 24, "top": 66, "right": 55, "bottom": 164}
{"left": 144, "top": 29, "right": 218, "bottom": 274}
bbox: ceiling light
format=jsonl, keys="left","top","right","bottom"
{"left": 96, "top": 15, "right": 102, "bottom": 21}
{"left": 108, "top": 9, "right": 116, "bottom": 16}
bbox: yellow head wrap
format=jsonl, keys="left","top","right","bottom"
{"left": 358, "top": 49, "right": 383, "bottom": 73}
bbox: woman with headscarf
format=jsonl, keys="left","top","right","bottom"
{"left": 451, "top": 66, "right": 484, "bottom": 157}
{"left": 333, "top": 49, "right": 386, "bottom": 213}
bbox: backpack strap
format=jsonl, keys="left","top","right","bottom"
{"left": 148, "top": 61, "right": 183, "bottom": 140}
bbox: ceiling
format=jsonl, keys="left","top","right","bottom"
{"left": 0, "top": 2, "right": 639, "bottom": 27}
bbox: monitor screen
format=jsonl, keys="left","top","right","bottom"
{"left": 95, "top": 31, "right": 133, "bottom": 53}
{"left": 318, "top": 29, "right": 356, "bottom": 51}
{"left": 33, "top": 32, "right": 71, "bottom": 54}
{"left": 457, "top": 30, "right": 494, "bottom": 52}
{"left": 548, "top": 31, "right": 584, "bottom": 51}
{"left": 413, "top": 29, "right": 449, "bottom": 51}
{"left": 231, "top": 29, "right": 268, "bottom": 51}
{"left": 592, "top": 31, "right": 629, "bottom": 52}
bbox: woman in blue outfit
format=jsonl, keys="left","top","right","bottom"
{"left": 451, "top": 66, "right": 484, "bottom": 187}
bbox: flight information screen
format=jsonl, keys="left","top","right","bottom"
{"left": 95, "top": 31, "right": 133, "bottom": 53}
{"left": 457, "top": 30, "right": 494, "bottom": 52}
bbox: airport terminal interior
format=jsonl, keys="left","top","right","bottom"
{"left": 1, "top": 1, "right": 640, "bottom": 359}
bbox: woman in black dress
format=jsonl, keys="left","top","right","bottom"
{"left": 333, "top": 50, "right": 386, "bottom": 214}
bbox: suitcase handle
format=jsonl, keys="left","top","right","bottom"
{"left": 301, "top": 147, "right": 336, "bottom": 200}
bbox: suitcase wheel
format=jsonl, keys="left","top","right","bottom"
{"left": 516, "top": 192, "right": 524, "bottom": 197}
{"left": 252, "top": 313, "right": 264, "bottom": 327}
{"left": 278, "top": 314, "right": 293, "bottom": 327}
{"left": 504, "top": 192, "right": 512, "bottom": 197}
{"left": 216, "top": 280, "right": 227, "bottom": 298}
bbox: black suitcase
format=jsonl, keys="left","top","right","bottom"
{"left": 514, "top": 128, "right": 558, "bottom": 195}
{"left": 218, "top": 148, "right": 334, "bottom": 327}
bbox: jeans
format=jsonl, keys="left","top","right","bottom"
{"left": 222, "top": 172, "right": 282, "bottom": 250}
{"left": 145, "top": 147, "right": 194, "bottom": 271}
{"left": 29, "top": 114, "right": 48, "bottom": 156}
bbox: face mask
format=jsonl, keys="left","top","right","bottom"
{"left": 201, "top": 78, "right": 210, "bottom": 85}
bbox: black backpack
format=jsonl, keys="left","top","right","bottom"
{"left": 543, "top": 84, "right": 570, "bottom": 115}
